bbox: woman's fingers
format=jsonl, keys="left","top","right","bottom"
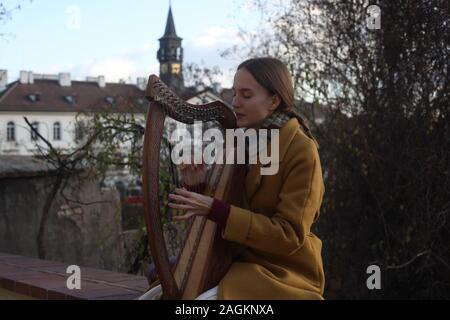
{"left": 168, "top": 191, "right": 202, "bottom": 211}
{"left": 169, "top": 191, "right": 204, "bottom": 206}
{"left": 169, "top": 188, "right": 214, "bottom": 221}
{"left": 178, "top": 161, "right": 207, "bottom": 188}
{"left": 173, "top": 212, "right": 197, "bottom": 221}
{"left": 174, "top": 188, "right": 195, "bottom": 197}
{"left": 168, "top": 203, "right": 194, "bottom": 210}
{"left": 168, "top": 193, "right": 191, "bottom": 204}
{"left": 179, "top": 163, "right": 205, "bottom": 172}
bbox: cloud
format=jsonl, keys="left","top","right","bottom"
{"left": 88, "top": 58, "right": 137, "bottom": 82}
{"left": 189, "top": 26, "right": 243, "bottom": 49}
{"left": 182, "top": 25, "right": 253, "bottom": 88}
{"left": 216, "top": 68, "right": 236, "bottom": 89}
{"left": 66, "top": 42, "right": 159, "bottom": 83}
{"left": 119, "top": 42, "right": 156, "bottom": 57}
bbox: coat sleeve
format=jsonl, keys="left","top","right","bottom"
{"left": 221, "top": 138, "right": 325, "bottom": 256}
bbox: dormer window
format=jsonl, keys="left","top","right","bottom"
{"left": 27, "top": 93, "right": 41, "bottom": 102}
{"left": 105, "top": 96, "right": 115, "bottom": 104}
{"left": 64, "top": 95, "right": 76, "bottom": 104}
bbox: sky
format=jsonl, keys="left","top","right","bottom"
{"left": 0, "top": 0, "right": 261, "bottom": 87}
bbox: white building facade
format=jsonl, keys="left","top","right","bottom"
{"left": 0, "top": 70, "right": 226, "bottom": 157}
{"left": 0, "top": 112, "right": 81, "bottom": 155}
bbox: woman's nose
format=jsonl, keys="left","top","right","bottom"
{"left": 232, "top": 96, "right": 240, "bottom": 109}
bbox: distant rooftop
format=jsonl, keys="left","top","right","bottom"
{"left": 0, "top": 71, "right": 147, "bottom": 114}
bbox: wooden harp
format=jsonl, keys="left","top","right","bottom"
{"left": 142, "top": 75, "right": 242, "bottom": 300}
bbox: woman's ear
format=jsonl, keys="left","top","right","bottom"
{"left": 270, "top": 95, "right": 281, "bottom": 111}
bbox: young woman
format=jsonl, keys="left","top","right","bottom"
{"left": 141, "top": 57, "right": 325, "bottom": 300}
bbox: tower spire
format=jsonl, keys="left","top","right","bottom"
{"left": 162, "top": 3, "right": 180, "bottom": 39}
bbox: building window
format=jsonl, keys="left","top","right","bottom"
{"left": 53, "top": 122, "right": 61, "bottom": 141}
{"left": 27, "top": 93, "right": 41, "bottom": 102}
{"left": 64, "top": 95, "right": 76, "bottom": 105}
{"left": 75, "top": 122, "right": 85, "bottom": 141}
{"left": 7, "top": 122, "right": 15, "bottom": 141}
{"left": 30, "top": 122, "right": 39, "bottom": 141}
{"left": 105, "top": 96, "right": 115, "bottom": 104}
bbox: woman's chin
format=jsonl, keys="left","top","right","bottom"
{"left": 236, "top": 119, "right": 246, "bottom": 128}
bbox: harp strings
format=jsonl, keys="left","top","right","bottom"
{"left": 177, "top": 143, "right": 216, "bottom": 290}
{"left": 165, "top": 121, "right": 224, "bottom": 292}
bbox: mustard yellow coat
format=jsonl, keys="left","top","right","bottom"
{"left": 219, "top": 118, "right": 326, "bottom": 300}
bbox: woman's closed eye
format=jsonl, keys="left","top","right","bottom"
{"left": 232, "top": 88, "right": 252, "bottom": 99}
{"left": 234, "top": 93, "right": 252, "bottom": 99}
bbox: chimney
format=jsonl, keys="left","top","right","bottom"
{"left": 98, "top": 76, "right": 105, "bottom": 88}
{"left": 87, "top": 76, "right": 105, "bottom": 87}
{"left": 28, "top": 71, "right": 34, "bottom": 84}
{"left": 212, "top": 82, "right": 222, "bottom": 94}
{"left": 0, "top": 70, "right": 7, "bottom": 91}
{"left": 58, "top": 73, "right": 71, "bottom": 87}
{"left": 20, "top": 71, "right": 29, "bottom": 84}
{"left": 136, "top": 77, "right": 147, "bottom": 90}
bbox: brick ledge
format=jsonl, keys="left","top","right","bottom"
{"left": 0, "top": 252, "right": 149, "bottom": 300}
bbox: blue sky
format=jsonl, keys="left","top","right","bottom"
{"left": 0, "top": 0, "right": 260, "bottom": 87}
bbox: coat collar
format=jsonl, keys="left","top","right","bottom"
{"left": 245, "top": 118, "right": 300, "bottom": 201}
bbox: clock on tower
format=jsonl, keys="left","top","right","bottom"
{"left": 171, "top": 63, "right": 181, "bottom": 74}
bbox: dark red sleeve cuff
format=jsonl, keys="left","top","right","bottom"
{"left": 207, "top": 198, "right": 231, "bottom": 228}
{"left": 182, "top": 182, "right": 206, "bottom": 194}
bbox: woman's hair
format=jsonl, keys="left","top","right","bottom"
{"left": 238, "top": 57, "right": 295, "bottom": 112}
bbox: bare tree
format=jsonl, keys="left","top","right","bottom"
{"left": 184, "top": 62, "right": 223, "bottom": 92}
{"left": 0, "top": 1, "right": 33, "bottom": 38}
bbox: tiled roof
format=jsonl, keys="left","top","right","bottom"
{"left": 0, "top": 79, "right": 146, "bottom": 113}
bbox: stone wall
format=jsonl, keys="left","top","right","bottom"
{"left": 0, "top": 156, "right": 129, "bottom": 273}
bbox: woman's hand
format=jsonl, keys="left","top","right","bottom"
{"left": 169, "top": 188, "right": 214, "bottom": 220}
{"left": 178, "top": 162, "right": 207, "bottom": 187}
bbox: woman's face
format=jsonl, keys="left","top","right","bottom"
{"left": 232, "top": 68, "right": 280, "bottom": 128}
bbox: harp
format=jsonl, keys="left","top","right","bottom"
{"left": 142, "top": 75, "right": 243, "bottom": 300}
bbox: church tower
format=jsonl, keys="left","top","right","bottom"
{"left": 157, "top": 5, "right": 184, "bottom": 92}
